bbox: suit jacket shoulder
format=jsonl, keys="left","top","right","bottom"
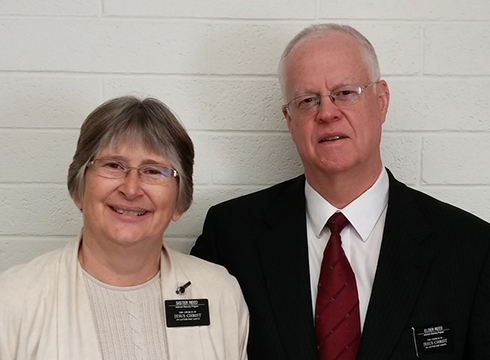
{"left": 388, "top": 171, "right": 490, "bottom": 238}
{"left": 358, "top": 170, "right": 490, "bottom": 360}
{"left": 208, "top": 175, "right": 305, "bottom": 217}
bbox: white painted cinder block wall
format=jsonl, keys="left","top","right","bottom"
{"left": 1, "top": 0, "right": 490, "bottom": 271}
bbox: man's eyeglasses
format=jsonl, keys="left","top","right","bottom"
{"left": 283, "top": 81, "right": 379, "bottom": 118}
{"left": 87, "top": 158, "right": 178, "bottom": 185}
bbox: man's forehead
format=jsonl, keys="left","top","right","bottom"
{"left": 291, "top": 32, "right": 363, "bottom": 59}
{"left": 285, "top": 38, "right": 368, "bottom": 80}
{"left": 280, "top": 30, "right": 371, "bottom": 98}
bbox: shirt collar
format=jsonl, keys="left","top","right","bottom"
{"left": 305, "top": 168, "right": 389, "bottom": 241}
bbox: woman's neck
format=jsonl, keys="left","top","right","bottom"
{"left": 78, "top": 237, "right": 162, "bottom": 287}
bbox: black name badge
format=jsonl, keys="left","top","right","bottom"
{"left": 412, "top": 323, "right": 453, "bottom": 358}
{"left": 165, "top": 299, "right": 210, "bottom": 327}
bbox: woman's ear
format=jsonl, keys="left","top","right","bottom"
{"left": 71, "top": 193, "right": 83, "bottom": 212}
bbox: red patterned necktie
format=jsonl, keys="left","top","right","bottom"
{"left": 315, "top": 212, "right": 361, "bottom": 360}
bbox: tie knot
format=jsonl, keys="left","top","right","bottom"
{"left": 326, "top": 212, "right": 349, "bottom": 236}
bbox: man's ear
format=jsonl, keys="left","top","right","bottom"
{"left": 376, "top": 80, "right": 390, "bottom": 118}
{"left": 283, "top": 107, "right": 294, "bottom": 137}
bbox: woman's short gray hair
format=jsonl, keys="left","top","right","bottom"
{"left": 278, "top": 24, "right": 381, "bottom": 95}
{"left": 67, "top": 96, "right": 194, "bottom": 213}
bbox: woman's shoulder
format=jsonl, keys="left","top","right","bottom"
{"left": 0, "top": 241, "right": 75, "bottom": 304}
{"left": 168, "top": 248, "right": 232, "bottom": 278}
{"left": 166, "top": 248, "right": 245, "bottom": 298}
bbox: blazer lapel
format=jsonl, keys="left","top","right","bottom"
{"left": 357, "top": 171, "right": 435, "bottom": 360}
{"left": 256, "top": 175, "right": 319, "bottom": 360}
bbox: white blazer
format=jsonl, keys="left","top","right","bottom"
{"left": 0, "top": 235, "right": 249, "bottom": 360}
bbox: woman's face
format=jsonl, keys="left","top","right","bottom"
{"left": 73, "top": 138, "right": 182, "bottom": 250}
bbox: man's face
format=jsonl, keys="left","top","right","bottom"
{"left": 282, "top": 33, "right": 389, "bottom": 187}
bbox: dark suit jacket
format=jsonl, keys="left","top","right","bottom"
{"left": 191, "top": 170, "right": 490, "bottom": 359}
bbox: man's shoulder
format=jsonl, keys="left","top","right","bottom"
{"left": 415, "top": 188, "right": 489, "bottom": 230}
{"left": 389, "top": 172, "right": 490, "bottom": 232}
{"left": 212, "top": 175, "right": 305, "bottom": 211}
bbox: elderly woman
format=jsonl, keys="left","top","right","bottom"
{"left": 0, "top": 96, "right": 249, "bottom": 360}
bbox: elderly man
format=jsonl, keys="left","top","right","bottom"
{"left": 192, "top": 24, "right": 490, "bottom": 360}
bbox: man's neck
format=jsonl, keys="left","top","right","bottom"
{"left": 306, "top": 164, "right": 383, "bottom": 209}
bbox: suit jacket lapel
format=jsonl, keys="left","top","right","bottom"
{"left": 256, "top": 175, "right": 319, "bottom": 360}
{"left": 357, "top": 171, "right": 435, "bottom": 360}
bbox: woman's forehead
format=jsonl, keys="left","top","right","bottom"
{"left": 99, "top": 135, "right": 162, "bottom": 158}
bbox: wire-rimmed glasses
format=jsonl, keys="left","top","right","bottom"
{"left": 283, "top": 81, "right": 379, "bottom": 118}
{"left": 87, "top": 158, "right": 178, "bottom": 185}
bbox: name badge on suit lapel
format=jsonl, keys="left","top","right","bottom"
{"left": 412, "top": 322, "right": 453, "bottom": 358}
{"left": 165, "top": 299, "right": 210, "bottom": 327}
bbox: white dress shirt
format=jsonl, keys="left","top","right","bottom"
{"left": 306, "top": 168, "right": 389, "bottom": 331}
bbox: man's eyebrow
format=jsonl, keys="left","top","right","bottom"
{"left": 291, "top": 82, "right": 353, "bottom": 97}
{"left": 291, "top": 88, "right": 318, "bottom": 97}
